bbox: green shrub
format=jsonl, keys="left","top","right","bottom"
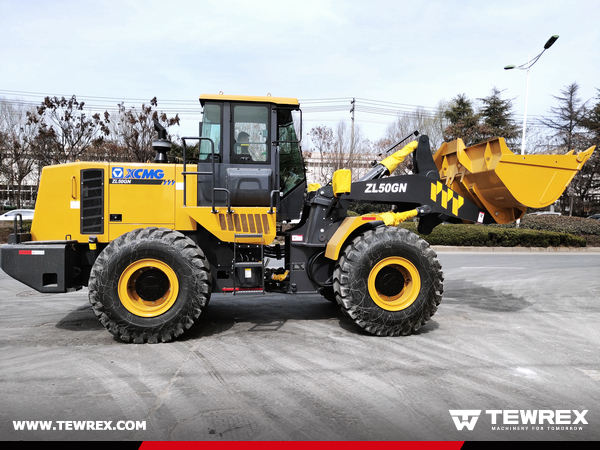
{"left": 348, "top": 202, "right": 392, "bottom": 215}
{"left": 495, "top": 214, "right": 600, "bottom": 246}
{"left": 398, "top": 222, "right": 586, "bottom": 247}
{"left": 498, "top": 214, "right": 600, "bottom": 234}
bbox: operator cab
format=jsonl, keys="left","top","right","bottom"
{"left": 197, "top": 94, "right": 306, "bottom": 221}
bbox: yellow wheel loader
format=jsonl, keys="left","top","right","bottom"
{"left": 0, "top": 94, "right": 595, "bottom": 343}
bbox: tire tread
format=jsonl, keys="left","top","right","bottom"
{"left": 88, "top": 227, "right": 211, "bottom": 343}
{"left": 332, "top": 226, "right": 443, "bottom": 336}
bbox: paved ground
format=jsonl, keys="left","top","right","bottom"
{"left": 0, "top": 250, "right": 599, "bottom": 441}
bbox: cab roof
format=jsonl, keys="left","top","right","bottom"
{"left": 200, "top": 93, "right": 299, "bottom": 106}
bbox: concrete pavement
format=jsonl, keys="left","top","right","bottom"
{"left": 0, "top": 251, "right": 599, "bottom": 441}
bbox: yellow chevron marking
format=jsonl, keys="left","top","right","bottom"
{"left": 452, "top": 195, "right": 464, "bottom": 216}
{"left": 431, "top": 182, "right": 465, "bottom": 216}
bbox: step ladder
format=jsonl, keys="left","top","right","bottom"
{"left": 232, "top": 233, "right": 265, "bottom": 295}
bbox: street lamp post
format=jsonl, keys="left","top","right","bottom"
{"left": 504, "top": 35, "right": 559, "bottom": 155}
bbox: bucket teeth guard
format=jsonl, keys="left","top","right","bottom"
{"left": 433, "top": 138, "right": 595, "bottom": 223}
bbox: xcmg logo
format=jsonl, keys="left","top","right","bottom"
{"left": 111, "top": 167, "right": 165, "bottom": 180}
{"left": 110, "top": 167, "right": 172, "bottom": 185}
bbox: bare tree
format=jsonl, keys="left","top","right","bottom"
{"left": 331, "top": 122, "right": 361, "bottom": 174}
{"left": 80, "top": 140, "right": 132, "bottom": 162}
{"left": 306, "top": 125, "right": 335, "bottom": 185}
{"left": 305, "top": 123, "right": 373, "bottom": 185}
{"left": 108, "top": 97, "right": 180, "bottom": 163}
{"left": 521, "top": 124, "right": 561, "bottom": 154}
{"left": 27, "top": 95, "right": 110, "bottom": 165}
{"left": 539, "top": 82, "right": 589, "bottom": 153}
{"left": 0, "top": 99, "right": 39, "bottom": 207}
{"left": 385, "top": 104, "right": 447, "bottom": 152}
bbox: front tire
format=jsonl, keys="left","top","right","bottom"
{"left": 88, "top": 228, "right": 212, "bottom": 343}
{"left": 333, "top": 226, "right": 443, "bottom": 336}
{"left": 318, "top": 286, "right": 337, "bottom": 303}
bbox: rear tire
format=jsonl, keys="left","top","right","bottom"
{"left": 333, "top": 226, "right": 443, "bottom": 336}
{"left": 88, "top": 227, "right": 211, "bottom": 343}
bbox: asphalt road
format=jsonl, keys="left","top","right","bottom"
{"left": 0, "top": 251, "right": 599, "bottom": 441}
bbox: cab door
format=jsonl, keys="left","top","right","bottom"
{"left": 197, "top": 101, "right": 225, "bottom": 207}
{"left": 276, "top": 107, "right": 306, "bottom": 221}
{"left": 227, "top": 103, "right": 276, "bottom": 207}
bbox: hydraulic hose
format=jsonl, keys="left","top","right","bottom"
{"left": 358, "top": 140, "right": 418, "bottom": 182}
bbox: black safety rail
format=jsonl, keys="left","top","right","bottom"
{"left": 181, "top": 137, "right": 232, "bottom": 214}
{"left": 11, "top": 213, "right": 23, "bottom": 244}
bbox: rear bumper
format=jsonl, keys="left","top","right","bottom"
{"left": 0, "top": 241, "right": 81, "bottom": 293}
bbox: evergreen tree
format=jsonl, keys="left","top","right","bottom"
{"left": 577, "top": 89, "right": 600, "bottom": 215}
{"left": 582, "top": 89, "right": 600, "bottom": 144}
{"left": 479, "top": 87, "right": 520, "bottom": 147}
{"left": 442, "top": 94, "right": 483, "bottom": 146}
{"left": 541, "top": 83, "right": 591, "bottom": 215}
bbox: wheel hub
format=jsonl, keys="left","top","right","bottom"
{"left": 118, "top": 259, "right": 179, "bottom": 317}
{"left": 374, "top": 266, "right": 406, "bottom": 297}
{"left": 368, "top": 256, "right": 421, "bottom": 311}
{"left": 135, "top": 268, "right": 170, "bottom": 302}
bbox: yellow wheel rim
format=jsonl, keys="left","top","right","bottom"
{"left": 118, "top": 259, "right": 179, "bottom": 317}
{"left": 368, "top": 256, "right": 421, "bottom": 311}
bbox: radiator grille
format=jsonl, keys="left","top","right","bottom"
{"left": 81, "top": 169, "right": 104, "bottom": 234}
{"left": 218, "top": 213, "right": 270, "bottom": 235}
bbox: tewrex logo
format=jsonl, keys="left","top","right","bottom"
{"left": 450, "top": 409, "right": 588, "bottom": 431}
{"left": 110, "top": 167, "right": 167, "bottom": 185}
{"left": 449, "top": 410, "right": 481, "bottom": 431}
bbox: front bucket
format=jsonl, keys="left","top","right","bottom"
{"left": 433, "top": 138, "right": 595, "bottom": 223}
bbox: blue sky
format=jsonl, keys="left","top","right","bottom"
{"left": 1, "top": 0, "right": 598, "bottom": 142}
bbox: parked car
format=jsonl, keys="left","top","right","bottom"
{"left": 0, "top": 209, "right": 35, "bottom": 221}
{"left": 587, "top": 214, "right": 600, "bottom": 220}
{"left": 527, "top": 211, "right": 562, "bottom": 216}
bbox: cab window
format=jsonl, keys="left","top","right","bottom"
{"left": 232, "top": 105, "right": 269, "bottom": 164}
{"left": 199, "top": 103, "right": 222, "bottom": 161}
{"left": 278, "top": 108, "right": 305, "bottom": 196}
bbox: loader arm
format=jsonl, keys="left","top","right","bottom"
{"left": 344, "top": 174, "right": 491, "bottom": 230}
{"left": 342, "top": 135, "right": 493, "bottom": 234}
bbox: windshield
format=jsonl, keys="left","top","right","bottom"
{"left": 278, "top": 108, "right": 305, "bottom": 196}
{"left": 231, "top": 105, "right": 270, "bottom": 164}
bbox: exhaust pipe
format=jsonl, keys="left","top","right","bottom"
{"left": 153, "top": 120, "right": 171, "bottom": 163}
